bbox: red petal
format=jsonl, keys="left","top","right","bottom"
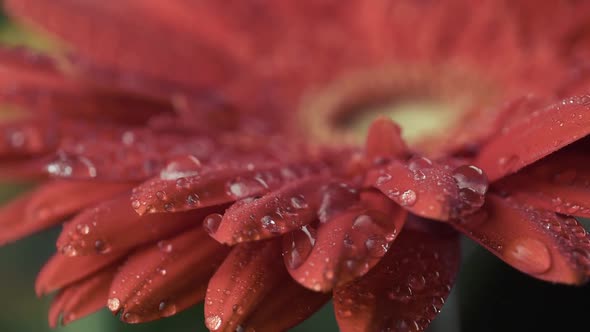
{"left": 333, "top": 220, "right": 460, "bottom": 332}
{"left": 0, "top": 117, "right": 59, "bottom": 157}
{"left": 0, "top": 180, "right": 129, "bottom": 245}
{"left": 108, "top": 228, "right": 229, "bottom": 323}
{"left": 56, "top": 194, "right": 219, "bottom": 256}
{"left": 285, "top": 191, "right": 407, "bottom": 292}
{"left": 48, "top": 266, "right": 115, "bottom": 327}
{"left": 455, "top": 194, "right": 590, "bottom": 284}
{"left": 241, "top": 277, "right": 330, "bottom": 331}
{"left": 209, "top": 175, "right": 329, "bottom": 245}
{"left": 475, "top": 95, "right": 590, "bottom": 182}
{"left": 366, "top": 158, "right": 488, "bottom": 221}
{"left": 5, "top": 0, "right": 239, "bottom": 91}
{"left": 204, "top": 239, "right": 286, "bottom": 332}
{"left": 364, "top": 117, "right": 408, "bottom": 163}
{"left": 36, "top": 252, "right": 126, "bottom": 296}
{"left": 495, "top": 141, "right": 590, "bottom": 217}
{"left": 130, "top": 162, "right": 319, "bottom": 215}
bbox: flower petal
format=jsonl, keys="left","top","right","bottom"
{"left": 364, "top": 117, "right": 408, "bottom": 163}
{"left": 240, "top": 277, "right": 330, "bottom": 332}
{"left": 455, "top": 194, "right": 590, "bottom": 284}
{"left": 333, "top": 219, "right": 460, "bottom": 332}
{"left": 108, "top": 228, "right": 229, "bottom": 323}
{"left": 36, "top": 252, "right": 126, "bottom": 296}
{"left": 0, "top": 180, "right": 129, "bottom": 245}
{"left": 56, "top": 194, "right": 220, "bottom": 256}
{"left": 285, "top": 191, "right": 407, "bottom": 292}
{"left": 495, "top": 141, "right": 590, "bottom": 217}
{"left": 48, "top": 266, "right": 115, "bottom": 327}
{"left": 367, "top": 158, "right": 488, "bottom": 221}
{"left": 475, "top": 95, "right": 590, "bottom": 182}
{"left": 209, "top": 175, "right": 329, "bottom": 245}
{"left": 204, "top": 239, "right": 286, "bottom": 332}
{"left": 5, "top": 0, "right": 239, "bottom": 91}
{"left": 130, "top": 162, "right": 320, "bottom": 216}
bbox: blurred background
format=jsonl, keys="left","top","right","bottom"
{"left": 1, "top": 4, "right": 590, "bottom": 332}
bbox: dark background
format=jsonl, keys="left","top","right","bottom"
{"left": 1, "top": 6, "right": 590, "bottom": 332}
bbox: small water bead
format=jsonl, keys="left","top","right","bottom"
{"left": 163, "top": 202, "right": 174, "bottom": 212}
{"left": 94, "top": 240, "right": 111, "bottom": 254}
{"left": 227, "top": 177, "right": 267, "bottom": 199}
{"left": 184, "top": 193, "right": 199, "bottom": 206}
{"left": 46, "top": 152, "right": 98, "bottom": 178}
{"left": 158, "top": 240, "right": 173, "bottom": 253}
{"left": 504, "top": 237, "right": 552, "bottom": 275}
{"left": 408, "top": 156, "right": 433, "bottom": 170}
{"left": 76, "top": 224, "right": 90, "bottom": 235}
{"left": 290, "top": 195, "right": 309, "bottom": 210}
{"left": 452, "top": 165, "right": 488, "bottom": 195}
{"left": 388, "top": 285, "right": 413, "bottom": 303}
{"left": 156, "top": 191, "right": 167, "bottom": 201}
{"left": 413, "top": 170, "right": 426, "bottom": 181}
{"left": 156, "top": 267, "right": 167, "bottom": 276}
{"left": 365, "top": 236, "right": 389, "bottom": 258}
{"left": 158, "top": 301, "right": 177, "bottom": 317}
{"left": 107, "top": 298, "right": 121, "bottom": 312}
{"left": 131, "top": 200, "right": 141, "bottom": 210}
{"left": 284, "top": 225, "right": 317, "bottom": 269}
{"left": 408, "top": 275, "right": 426, "bottom": 291}
{"left": 61, "top": 244, "right": 78, "bottom": 257}
{"left": 123, "top": 312, "right": 140, "bottom": 324}
{"left": 205, "top": 315, "right": 223, "bottom": 331}
{"left": 260, "top": 215, "right": 280, "bottom": 233}
{"left": 203, "top": 213, "right": 223, "bottom": 234}
{"left": 159, "top": 155, "right": 201, "bottom": 180}
{"left": 399, "top": 190, "right": 417, "bottom": 207}
{"left": 376, "top": 173, "right": 392, "bottom": 186}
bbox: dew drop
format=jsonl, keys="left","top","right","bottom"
{"left": 159, "top": 155, "right": 201, "bottom": 180}
{"left": 285, "top": 225, "right": 316, "bottom": 269}
{"left": 123, "top": 312, "right": 140, "bottom": 324}
{"left": 158, "top": 240, "right": 173, "bottom": 253}
{"left": 186, "top": 193, "right": 200, "bottom": 206}
{"left": 504, "top": 237, "right": 552, "bottom": 274}
{"left": 408, "top": 275, "right": 426, "bottom": 291}
{"left": 260, "top": 215, "right": 280, "bottom": 233}
{"left": 290, "top": 195, "right": 309, "bottom": 210}
{"left": 203, "top": 213, "right": 223, "bottom": 235}
{"left": 94, "top": 240, "right": 111, "bottom": 254}
{"left": 205, "top": 315, "right": 223, "bottom": 330}
{"left": 399, "top": 190, "right": 417, "bottom": 207}
{"left": 452, "top": 165, "right": 488, "bottom": 195}
{"left": 156, "top": 191, "right": 166, "bottom": 201}
{"left": 158, "top": 301, "right": 177, "bottom": 317}
{"left": 376, "top": 173, "right": 392, "bottom": 185}
{"left": 131, "top": 200, "right": 141, "bottom": 210}
{"left": 163, "top": 202, "right": 174, "bottom": 212}
{"left": 107, "top": 298, "right": 121, "bottom": 312}
{"left": 76, "top": 224, "right": 90, "bottom": 235}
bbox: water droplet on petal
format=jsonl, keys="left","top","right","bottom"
{"left": 107, "top": 298, "right": 121, "bottom": 312}
{"left": 158, "top": 301, "right": 177, "bottom": 317}
{"left": 123, "top": 312, "right": 140, "bottom": 324}
{"left": 159, "top": 155, "right": 201, "bottom": 180}
{"left": 290, "top": 195, "right": 309, "bottom": 210}
{"left": 206, "top": 315, "right": 223, "bottom": 331}
{"left": 285, "top": 225, "right": 316, "bottom": 269}
{"left": 95, "top": 240, "right": 111, "bottom": 254}
{"left": 400, "top": 190, "right": 417, "bottom": 206}
{"left": 203, "top": 213, "right": 223, "bottom": 235}
{"left": 504, "top": 237, "right": 552, "bottom": 274}
{"left": 158, "top": 240, "right": 173, "bottom": 253}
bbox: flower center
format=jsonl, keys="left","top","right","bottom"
{"left": 299, "top": 65, "right": 498, "bottom": 148}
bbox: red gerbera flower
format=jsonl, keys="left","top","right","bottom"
{"left": 1, "top": 1, "right": 590, "bottom": 331}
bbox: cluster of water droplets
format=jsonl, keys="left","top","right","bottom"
{"left": 46, "top": 151, "right": 98, "bottom": 178}
{"left": 334, "top": 239, "right": 453, "bottom": 332}
{"left": 450, "top": 164, "right": 488, "bottom": 218}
